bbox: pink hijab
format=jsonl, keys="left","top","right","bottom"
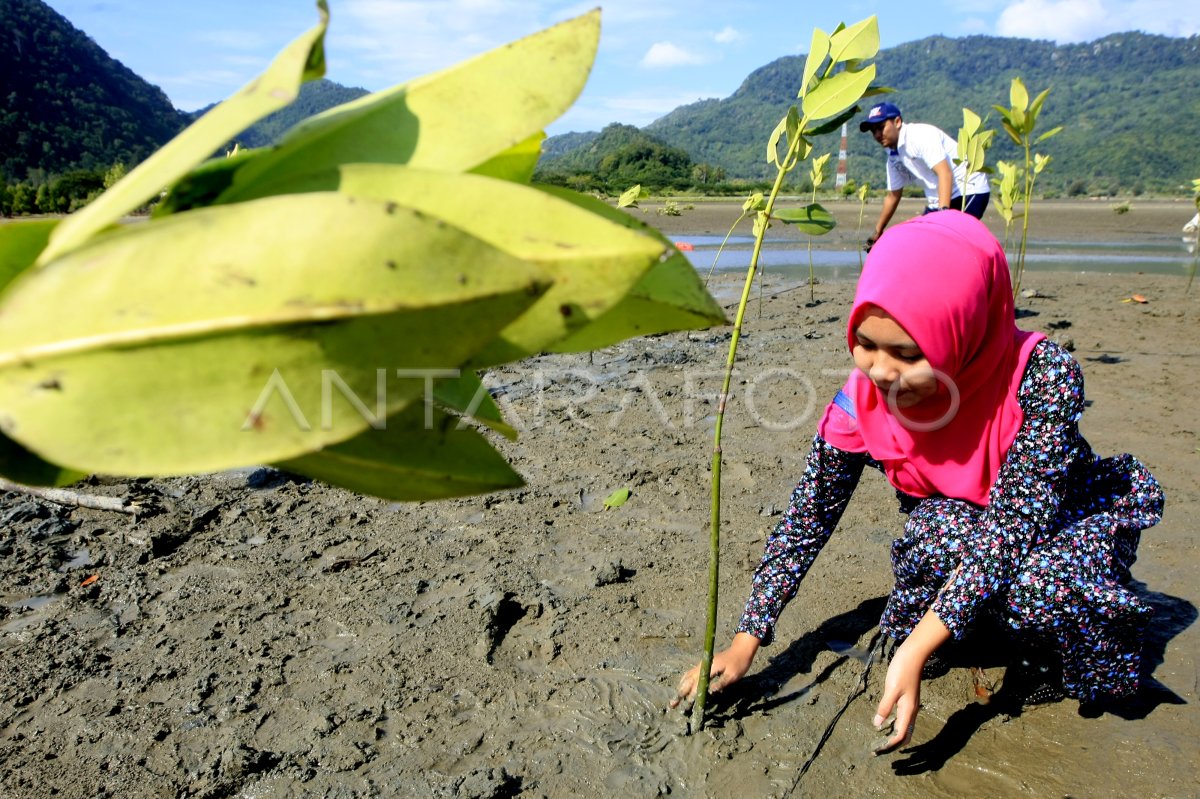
{"left": 818, "top": 212, "right": 1044, "bottom": 506}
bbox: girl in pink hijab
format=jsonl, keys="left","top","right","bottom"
{"left": 675, "top": 211, "right": 1163, "bottom": 751}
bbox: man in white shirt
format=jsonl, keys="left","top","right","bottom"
{"left": 859, "top": 102, "right": 990, "bottom": 247}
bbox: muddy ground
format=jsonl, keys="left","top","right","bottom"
{"left": 1, "top": 200, "right": 1198, "bottom": 798}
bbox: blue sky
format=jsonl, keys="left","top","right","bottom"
{"left": 43, "top": 0, "right": 1199, "bottom": 135}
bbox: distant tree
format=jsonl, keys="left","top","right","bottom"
{"left": 9, "top": 183, "right": 35, "bottom": 215}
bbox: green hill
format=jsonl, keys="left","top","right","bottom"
{"left": 0, "top": 0, "right": 187, "bottom": 181}
{"left": 549, "top": 32, "right": 1200, "bottom": 196}
{"left": 535, "top": 123, "right": 697, "bottom": 191}
{"left": 188, "top": 79, "right": 371, "bottom": 149}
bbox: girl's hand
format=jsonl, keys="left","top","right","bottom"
{"left": 872, "top": 611, "right": 949, "bottom": 754}
{"left": 671, "top": 632, "right": 760, "bottom": 709}
{"left": 872, "top": 641, "right": 924, "bottom": 753}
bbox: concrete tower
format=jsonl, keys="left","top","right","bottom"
{"left": 834, "top": 122, "right": 849, "bottom": 189}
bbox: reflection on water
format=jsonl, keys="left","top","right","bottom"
{"left": 674, "top": 235, "right": 1199, "bottom": 277}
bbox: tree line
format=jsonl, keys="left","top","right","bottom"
{"left": 1, "top": 163, "right": 127, "bottom": 217}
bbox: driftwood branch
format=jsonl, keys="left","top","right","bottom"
{"left": 0, "top": 477, "right": 139, "bottom": 515}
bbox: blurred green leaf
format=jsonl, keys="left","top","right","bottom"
{"left": 469, "top": 132, "right": 546, "bottom": 184}
{"left": 153, "top": 147, "right": 262, "bottom": 217}
{"left": 535, "top": 186, "right": 726, "bottom": 351}
{"left": 0, "top": 192, "right": 549, "bottom": 475}
{"left": 324, "top": 166, "right": 670, "bottom": 365}
{"left": 219, "top": 10, "right": 601, "bottom": 203}
{"left": 773, "top": 202, "right": 837, "bottom": 235}
{"left": 0, "top": 218, "right": 58, "bottom": 294}
{"left": 0, "top": 431, "right": 84, "bottom": 487}
{"left": 279, "top": 402, "right": 522, "bottom": 501}
{"left": 618, "top": 184, "right": 643, "bottom": 208}
{"left": 432, "top": 370, "right": 517, "bottom": 441}
{"left": 38, "top": 1, "right": 330, "bottom": 265}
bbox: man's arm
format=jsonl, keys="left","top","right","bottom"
{"left": 869, "top": 190, "right": 903, "bottom": 245}
{"left": 932, "top": 159, "right": 954, "bottom": 208}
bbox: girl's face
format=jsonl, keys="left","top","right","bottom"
{"left": 852, "top": 308, "right": 939, "bottom": 408}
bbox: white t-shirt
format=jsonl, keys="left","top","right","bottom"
{"left": 885, "top": 122, "right": 990, "bottom": 207}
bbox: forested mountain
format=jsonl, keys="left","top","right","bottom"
{"left": 188, "top": 79, "right": 371, "bottom": 149}
{"left": 0, "top": 0, "right": 187, "bottom": 181}
{"left": 535, "top": 123, "right": 698, "bottom": 191}
{"left": 552, "top": 32, "right": 1200, "bottom": 195}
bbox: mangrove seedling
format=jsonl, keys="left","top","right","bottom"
{"left": 692, "top": 14, "right": 884, "bottom": 733}
{"left": 992, "top": 160, "right": 1020, "bottom": 252}
{"left": 955, "top": 107, "right": 994, "bottom": 204}
{"left": 993, "top": 77, "right": 1062, "bottom": 298}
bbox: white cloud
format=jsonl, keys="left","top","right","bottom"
{"left": 996, "top": 0, "right": 1200, "bottom": 42}
{"left": 996, "top": 0, "right": 1111, "bottom": 41}
{"left": 713, "top": 26, "right": 744, "bottom": 44}
{"left": 552, "top": 89, "right": 719, "bottom": 132}
{"left": 640, "top": 41, "right": 706, "bottom": 68}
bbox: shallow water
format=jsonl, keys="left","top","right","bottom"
{"left": 675, "top": 235, "right": 1199, "bottom": 278}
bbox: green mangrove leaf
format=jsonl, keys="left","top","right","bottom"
{"left": 1036, "top": 126, "right": 1063, "bottom": 143}
{"left": 470, "top": 132, "right": 546, "bottom": 184}
{"left": 805, "top": 105, "right": 859, "bottom": 136}
{"left": 801, "top": 64, "right": 876, "bottom": 122}
{"left": 828, "top": 16, "right": 879, "bottom": 64}
{"left": 753, "top": 211, "right": 769, "bottom": 239}
{"left": 0, "top": 431, "right": 85, "bottom": 487}
{"left": 153, "top": 147, "right": 263, "bottom": 217}
{"left": 432, "top": 370, "right": 517, "bottom": 441}
{"left": 800, "top": 28, "right": 831, "bottom": 97}
{"left": 603, "top": 487, "right": 631, "bottom": 509}
{"left": 618, "top": 184, "right": 643, "bottom": 208}
{"left": 0, "top": 219, "right": 58, "bottom": 294}
{"left": 785, "top": 106, "right": 801, "bottom": 150}
{"left": 0, "top": 192, "right": 549, "bottom": 476}
{"left": 1028, "top": 88, "right": 1051, "bottom": 127}
{"left": 533, "top": 185, "right": 726, "bottom": 352}
{"left": 38, "top": 2, "right": 330, "bottom": 265}
{"left": 962, "top": 108, "right": 983, "bottom": 137}
{"left": 326, "top": 166, "right": 669, "bottom": 364}
{"left": 278, "top": 403, "right": 522, "bottom": 501}
{"left": 862, "top": 85, "right": 895, "bottom": 98}
{"left": 767, "top": 115, "right": 788, "bottom": 166}
{"left": 1010, "top": 78, "right": 1029, "bottom": 114}
{"left": 220, "top": 10, "right": 600, "bottom": 203}
{"left": 773, "top": 203, "right": 837, "bottom": 235}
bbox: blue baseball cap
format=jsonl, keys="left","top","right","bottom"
{"left": 859, "top": 102, "right": 902, "bottom": 132}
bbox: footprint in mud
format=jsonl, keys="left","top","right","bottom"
{"left": 474, "top": 590, "right": 560, "bottom": 667}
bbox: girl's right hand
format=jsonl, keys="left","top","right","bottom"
{"left": 670, "top": 632, "right": 761, "bottom": 709}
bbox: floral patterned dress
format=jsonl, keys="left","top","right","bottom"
{"left": 737, "top": 339, "right": 1164, "bottom": 700}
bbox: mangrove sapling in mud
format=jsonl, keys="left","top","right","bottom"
{"left": 955, "top": 107, "right": 994, "bottom": 205}
{"left": 689, "top": 14, "right": 885, "bottom": 733}
{"left": 0, "top": 3, "right": 725, "bottom": 500}
{"left": 805, "top": 153, "right": 832, "bottom": 303}
{"left": 993, "top": 77, "right": 1062, "bottom": 298}
{"left": 856, "top": 182, "right": 870, "bottom": 269}
{"left": 993, "top": 160, "right": 1020, "bottom": 253}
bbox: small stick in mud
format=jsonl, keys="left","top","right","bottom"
{"left": 0, "top": 477, "right": 140, "bottom": 515}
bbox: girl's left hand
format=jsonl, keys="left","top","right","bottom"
{"left": 873, "top": 643, "right": 924, "bottom": 754}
